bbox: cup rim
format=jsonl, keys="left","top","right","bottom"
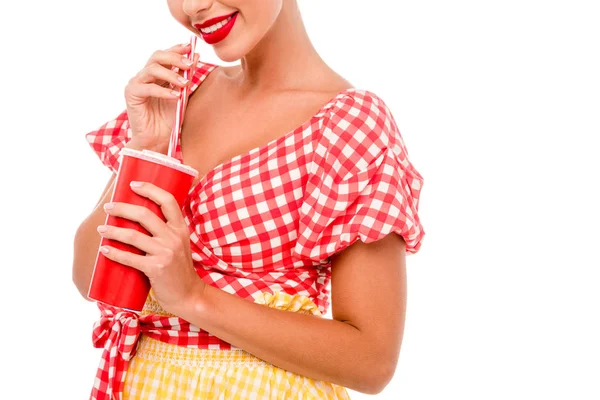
{"left": 119, "top": 148, "right": 199, "bottom": 178}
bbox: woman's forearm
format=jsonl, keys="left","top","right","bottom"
{"left": 72, "top": 140, "right": 145, "bottom": 298}
{"left": 176, "top": 284, "right": 389, "bottom": 394}
{"left": 72, "top": 173, "right": 117, "bottom": 298}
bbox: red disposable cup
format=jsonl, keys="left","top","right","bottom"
{"left": 87, "top": 148, "right": 198, "bottom": 311}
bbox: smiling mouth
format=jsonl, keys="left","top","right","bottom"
{"left": 196, "top": 12, "right": 238, "bottom": 34}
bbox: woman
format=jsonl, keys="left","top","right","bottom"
{"left": 73, "top": 0, "right": 425, "bottom": 398}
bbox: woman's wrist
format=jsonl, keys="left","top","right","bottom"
{"left": 174, "top": 279, "right": 210, "bottom": 323}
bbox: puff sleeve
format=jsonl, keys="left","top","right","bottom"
{"left": 294, "top": 91, "right": 425, "bottom": 262}
{"left": 85, "top": 109, "right": 132, "bottom": 174}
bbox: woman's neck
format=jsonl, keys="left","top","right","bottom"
{"left": 232, "top": 1, "right": 328, "bottom": 94}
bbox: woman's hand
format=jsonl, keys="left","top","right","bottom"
{"left": 124, "top": 43, "right": 199, "bottom": 154}
{"left": 96, "top": 180, "right": 204, "bottom": 315}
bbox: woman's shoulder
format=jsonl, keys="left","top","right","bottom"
{"left": 312, "top": 86, "right": 414, "bottom": 178}
{"left": 319, "top": 87, "right": 400, "bottom": 145}
{"left": 324, "top": 87, "right": 392, "bottom": 116}
{"left": 188, "top": 60, "right": 219, "bottom": 91}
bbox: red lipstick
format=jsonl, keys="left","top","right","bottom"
{"left": 194, "top": 12, "right": 238, "bottom": 45}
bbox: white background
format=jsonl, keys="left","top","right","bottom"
{"left": 1, "top": 0, "right": 599, "bottom": 399}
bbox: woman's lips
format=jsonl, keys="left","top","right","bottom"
{"left": 194, "top": 11, "right": 237, "bottom": 29}
{"left": 194, "top": 12, "right": 238, "bottom": 45}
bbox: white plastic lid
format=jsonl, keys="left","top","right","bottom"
{"left": 119, "top": 148, "right": 198, "bottom": 178}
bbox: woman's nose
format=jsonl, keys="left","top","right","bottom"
{"left": 182, "top": 0, "right": 214, "bottom": 17}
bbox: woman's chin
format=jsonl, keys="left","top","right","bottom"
{"left": 213, "top": 41, "right": 253, "bottom": 63}
{"left": 214, "top": 50, "right": 242, "bottom": 64}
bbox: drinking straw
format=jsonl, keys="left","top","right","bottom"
{"left": 182, "top": 36, "right": 198, "bottom": 115}
{"left": 168, "top": 35, "right": 199, "bottom": 158}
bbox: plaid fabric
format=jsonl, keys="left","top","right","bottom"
{"left": 91, "top": 292, "right": 350, "bottom": 399}
{"left": 85, "top": 62, "right": 217, "bottom": 174}
{"left": 90, "top": 301, "right": 234, "bottom": 400}
{"left": 86, "top": 60, "right": 425, "bottom": 399}
{"left": 123, "top": 292, "right": 349, "bottom": 399}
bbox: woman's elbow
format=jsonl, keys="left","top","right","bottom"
{"left": 72, "top": 268, "right": 91, "bottom": 300}
{"left": 350, "top": 358, "right": 397, "bottom": 395}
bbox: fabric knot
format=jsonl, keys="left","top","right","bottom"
{"left": 92, "top": 306, "right": 141, "bottom": 360}
{"left": 90, "top": 304, "right": 142, "bottom": 400}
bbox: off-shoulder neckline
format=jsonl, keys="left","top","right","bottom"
{"left": 182, "top": 62, "right": 363, "bottom": 198}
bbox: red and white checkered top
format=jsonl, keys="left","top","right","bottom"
{"left": 86, "top": 60, "right": 425, "bottom": 398}
{"left": 86, "top": 59, "right": 425, "bottom": 327}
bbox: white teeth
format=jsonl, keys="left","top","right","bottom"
{"left": 200, "top": 15, "right": 233, "bottom": 34}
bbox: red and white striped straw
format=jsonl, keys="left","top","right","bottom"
{"left": 168, "top": 35, "right": 199, "bottom": 159}
{"left": 183, "top": 36, "right": 198, "bottom": 112}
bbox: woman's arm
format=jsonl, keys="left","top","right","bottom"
{"left": 72, "top": 140, "right": 145, "bottom": 298}
{"left": 96, "top": 182, "right": 408, "bottom": 394}
{"left": 72, "top": 173, "right": 116, "bottom": 298}
{"left": 178, "top": 233, "right": 407, "bottom": 395}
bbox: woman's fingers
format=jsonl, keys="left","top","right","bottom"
{"left": 129, "top": 182, "right": 187, "bottom": 229}
{"left": 162, "top": 42, "right": 192, "bottom": 58}
{"left": 99, "top": 245, "right": 150, "bottom": 274}
{"left": 122, "top": 41, "right": 197, "bottom": 151}
{"left": 126, "top": 42, "right": 198, "bottom": 95}
{"left": 127, "top": 46, "right": 195, "bottom": 94}
{"left": 97, "top": 225, "right": 157, "bottom": 255}
{"left": 103, "top": 201, "right": 169, "bottom": 237}
{"left": 135, "top": 63, "right": 190, "bottom": 88}
{"left": 125, "top": 82, "right": 181, "bottom": 101}
{"left": 144, "top": 47, "right": 195, "bottom": 71}
{"left": 170, "top": 42, "right": 191, "bottom": 52}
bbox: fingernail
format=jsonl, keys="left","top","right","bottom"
{"left": 170, "top": 90, "right": 181, "bottom": 97}
{"left": 100, "top": 246, "right": 109, "bottom": 254}
{"left": 97, "top": 225, "right": 108, "bottom": 233}
{"left": 178, "top": 76, "right": 189, "bottom": 84}
{"left": 104, "top": 203, "right": 114, "bottom": 210}
{"left": 182, "top": 57, "right": 193, "bottom": 66}
{"left": 130, "top": 181, "right": 143, "bottom": 188}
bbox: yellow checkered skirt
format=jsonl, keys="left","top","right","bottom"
{"left": 122, "top": 291, "right": 351, "bottom": 399}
